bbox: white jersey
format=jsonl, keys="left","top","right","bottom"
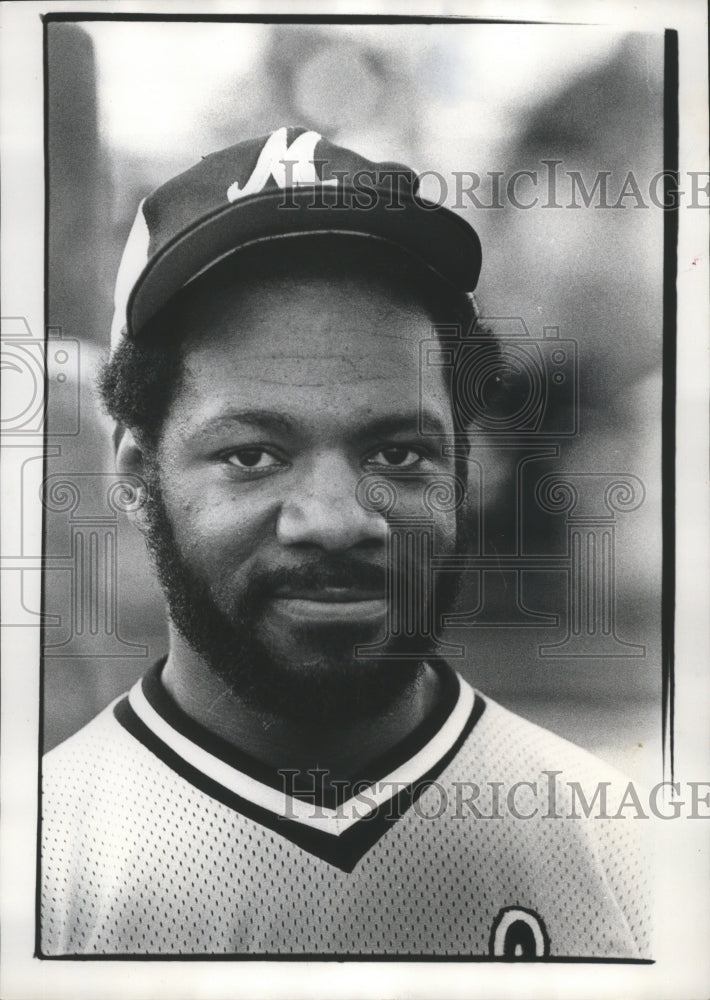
{"left": 41, "top": 660, "right": 650, "bottom": 958}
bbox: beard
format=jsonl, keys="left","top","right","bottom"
{"left": 141, "top": 469, "right": 471, "bottom": 726}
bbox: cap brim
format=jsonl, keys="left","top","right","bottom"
{"left": 127, "top": 187, "right": 481, "bottom": 337}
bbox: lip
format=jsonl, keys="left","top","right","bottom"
{"left": 270, "top": 595, "right": 387, "bottom": 624}
{"left": 273, "top": 586, "right": 384, "bottom": 602}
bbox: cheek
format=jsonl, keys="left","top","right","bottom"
{"left": 158, "top": 475, "right": 273, "bottom": 572}
{"left": 434, "top": 510, "right": 458, "bottom": 554}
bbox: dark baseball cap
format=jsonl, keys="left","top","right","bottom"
{"left": 110, "top": 126, "right": 482, "bottom": 350}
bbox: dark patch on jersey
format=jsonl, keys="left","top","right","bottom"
{"left": 489, "top": 906, "right": 550, "bottom": 959}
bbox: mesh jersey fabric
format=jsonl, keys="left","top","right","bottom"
{"left": 41, "top": 663, "right": 651, "bottom": 958}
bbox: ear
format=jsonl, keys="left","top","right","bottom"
{"left": 115, "top": 427, "right": 151, "bottom": 534}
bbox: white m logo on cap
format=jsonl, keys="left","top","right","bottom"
{"left": 227, "top": 128, "right": 338, "bottom": 202}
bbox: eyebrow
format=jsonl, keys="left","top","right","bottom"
{"left": 360, "top": 413, "right": 450, "bottom": 439}
{"left": 191, "top": 409, "right": 295, "bottom": 437}
{"left": 190, "top": 408, "right": 450, "bottom": 440}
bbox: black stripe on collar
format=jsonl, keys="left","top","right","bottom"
{"left": 137, "top": 656, "right": 462, "bottom": 810}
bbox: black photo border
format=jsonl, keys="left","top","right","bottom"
{"left": 35, "top": 9, "right": 675, "bottom": 966}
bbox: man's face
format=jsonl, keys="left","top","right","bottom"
{"left": 141, "top": 265, "right": 463, "bottom": 719}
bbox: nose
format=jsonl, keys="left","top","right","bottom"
{"left": 276, "top": 452, "right": 388, "bottom": 551}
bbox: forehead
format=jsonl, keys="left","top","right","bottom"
{"left": 166, "top": 270, "right": 450, "bottom": 427}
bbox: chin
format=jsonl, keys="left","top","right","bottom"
{"left": 256, "top": 619, "right": 387, "bottom": 668}
{"left": 204, "top": 625, "right": 424, "bottom": 725}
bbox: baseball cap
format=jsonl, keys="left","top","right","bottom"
{"left": 110, "top": 126, "right": 482, "bottom": 350}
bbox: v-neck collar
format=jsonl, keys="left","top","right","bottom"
{"left": 114, "top": 658, "right": 485, "bottom": 871}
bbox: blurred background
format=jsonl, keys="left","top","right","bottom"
{"left": 43, "top": 20, "right": 664, "bottom": 782}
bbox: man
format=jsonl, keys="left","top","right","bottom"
{"left": 41, "top": 128, "right": 650, "bottom": 958}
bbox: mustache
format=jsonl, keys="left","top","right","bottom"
{"left": 246, "top": 555, "right": 388, "bottom": 596}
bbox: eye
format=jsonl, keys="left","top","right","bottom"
{"left": 366, "top": 446, "right": 423, "bottom": 469}
{"left": 224, "top": 448, "right": 283, "bottom": 471}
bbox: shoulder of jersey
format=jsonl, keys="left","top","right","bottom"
{"left": 465, "top": 691, "right": 634, "bottom": 787}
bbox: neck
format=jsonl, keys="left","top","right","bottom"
{"left": 160, "top": 628, "right": 444, "bottom": 786}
